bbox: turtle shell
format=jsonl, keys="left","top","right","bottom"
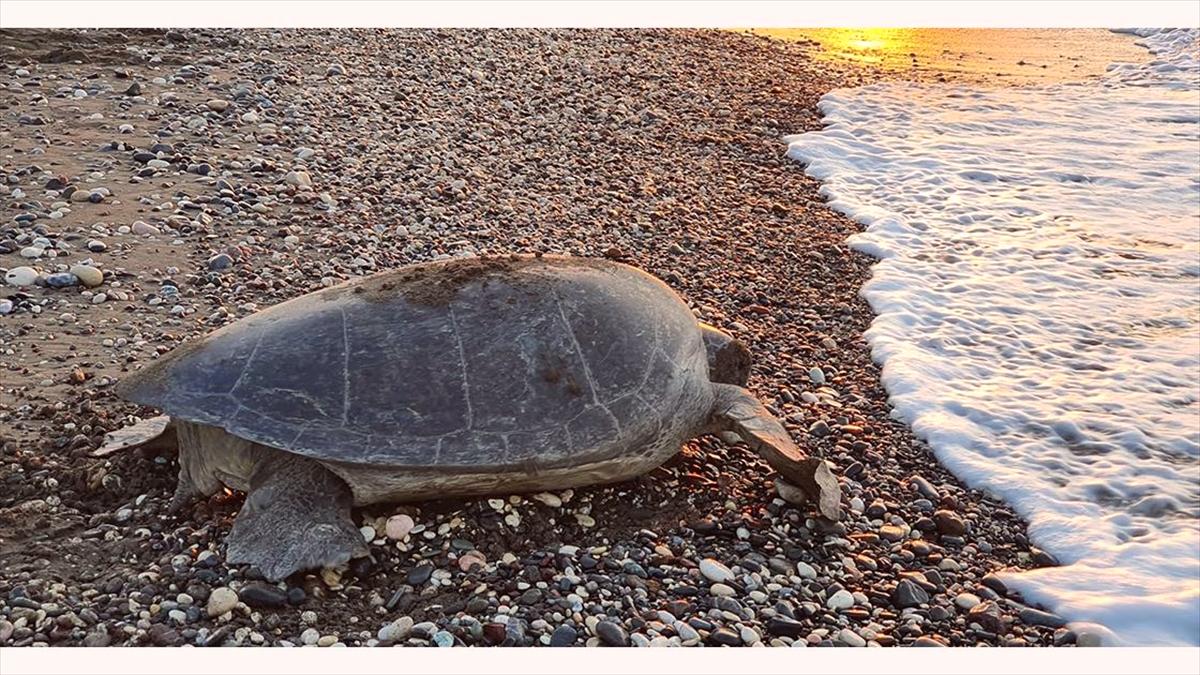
{"left": 117, "top": 255, "right": 712, "bottom": 470}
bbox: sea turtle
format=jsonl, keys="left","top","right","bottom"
{"left": 105, "top": 255, "right": 841, "bottom": 581}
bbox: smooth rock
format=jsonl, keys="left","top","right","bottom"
{"left": 595, "top": 620, "right": 629, "bottom": 647}
{"left": 837, "top": 628, "right": 866, "bottom": 647}
{"left": 699, "top": 558, "right": 734, "bottom": 583}
{"left": 385, "top": 514, "right": 415, "bottom": 539}
{"left": 6, "top": 266, "right": 40, "bottom": 287}
{"left": 892, "top": 579, "right": 930, "bottom": 608}
{"left": 205, "top": 587, "right": 238, "bottom": 617}
{"left": 826, "top": 589, "right": 854, "bottom": 610}
{"left": 377, "top": 616, "right": 413, "bottom": 643}
{"left": 70, "top": 264, "right": 104, "bottom": 288}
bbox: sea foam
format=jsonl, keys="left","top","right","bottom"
{"left": 786, "top": 29, "right": 1200, "bottom": 645}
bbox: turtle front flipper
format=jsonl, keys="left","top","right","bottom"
{"left": 710, "top": 383, "right": 842, "bottom": 521}
{"left": 226, "top": 452, "right": 367, "bottom": 582}
{"left": 93, "top": 415, "right": 176, "bottom": 457}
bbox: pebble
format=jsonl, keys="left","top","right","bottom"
{"left": 208, "top": 253, "right": 234, "bottom": 271}
{"left": 549, "top": 624, "right": 577, "bottom": 647}
{"left": 826, "top": 589, "right": 854, "bottom": 610}
{"left": 205, "top": 587, "right": 238, "bottom": 617}
{"left": 300, "top": 628, "right": 320, "bottom": 645}
{"left": 699, "top": 558, "right": 734, "bottom": 583}
{"left": 892, "top": 579, "right": 930, "bottom": 608}
{"left": 837, "top": 628, "right": 866, "bottom": 647}
{"left": 709, "top": 583, "right": 737, "bottom": 597}
{"left": 316, "top": 635, "right": 338, "bottom": 647}
{"left": 808, "top": 367, "right": 826, "bottom": 384}
{"left": 385, "top": 514, "right": 415, "bottom": 539}
{"left": 45, "top": 272, "right": 79, "bottom": 288}
{"left": 795, "top": 561, "right": 818, "bottom": 579}
{"left": 1018, "top": 607, "right": 1067, "bottom": 628}
{"left": 239, "top": 583, "right": 288, "bottom": 608}
{"left": 377, "top": 616, "right": 413, "bottom": 643}
{"left": 131, "top": 221, "right": 160, "bottom": 236}
{"left": 0, "top": 299, "right": 12, "bottom": 315}
{"left": 774, "top": 478, "right": 809, "bottom": 505}
{"left": 595, "top": 620, "right": 629, "bottom": 647}
{"left": 70, "top": 264, "right": 104, "bottom": 288}
{"left": 954, "top": 592, "right": 981, "bottom": 610}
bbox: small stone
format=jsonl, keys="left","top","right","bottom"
{"left": 385, "top": 514, "right": 415, "bottom": 539}
{"left": 206, "top": 587, "right": 238, "bottom": 617}
{"left": 70, "top": 264, "right": 104, "bottom": 288}
{"left": 300, "top": 627, "right": 320, "bottom": 645}
{"left": 86, "top": 239, "right": 107, "bottom": 252}
{"left": 709, "top": 583, "right": 736, "bottom": 597}
{"left": 19, "top": 246, "right": 42, "bottom": 258}
{"left": 914, "top": 636, "right": 947, "bottom": 647}
{"left": 206, "top": 99, "right": 230, "bottom": 112}
{"left": 377, "top": 616, "right": 413, "bottom": 643}
{"left": 433, "top": 630, "right": 455, "bottom": 647}
{"left": 826, "top": 589, "right": 854, "bottom": 610}
{"left": 549, "top": 624, "right": 578, "bottom": 647}
{"left": 45, "top": 272, "right": 78, "bottom": 288}
{"left": 208, "top": 253, "right": 234, "bottom": 271}
{"left": 7, "top": 264, "right": 40, "bottom": 284}
{"left": 954, "top": 592, "right": 981, "bottom": 610}
{"left": 967, "top": 600, "right": 1007, "bottom": 634}
{"left": 708, "top": 627, "right": 742, "bottom": 646}
{"left": 1018, "top": 607, "right": 1067, "bottom": 628}
{"left": 766, "top": 616, "right": 806, "bottom": 638}
{"left": 837, "top": 628, "right": 866, "bottom": 647}
{"left": 795, "top": 561, "right": 817, "bottom": 579}
{"left": 285, "top": 170, "right": 313, "bottom": 188}
{"left": 595, "top": 620, "right": 629, "bottom": 647}
{"left": 774, "top": 478, "right": 809, "bottom": 505}
{"left": 239, "top": 583, "right": 288, "bottom": 608}
{"left": 131, "top": 221, "right": 160, "bottom": 236}
{"left": 934, "top": 510, "right": 967, "bottom": 536}
{"left": 532, "top": 492, "right": 562, "bottom": 508}
{"left": 316, "top": 634, "right": 338, "bottom": 647}
{"left": 699, "top": 558, "right": 734, "bottom": 583}
{"left": 675, "top": 621, "right": 701, "bottom": 646}
{"left": 808, "top": 367, "right": 826, "bottom": 384}
{"left": 892, "top": 579, "right": 929, "bottom": 608}
{"left": 407, "top": 563, "right": 433, "bottom": 585}
{"left": 0, "top": 299, "right": 12, "bottom": 315}
{"left": 124, "top": 82, "right": 142, "bottom": 96}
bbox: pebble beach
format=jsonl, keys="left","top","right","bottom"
{"left": 0, "top": 28, "right": 1081, "bottom": 648}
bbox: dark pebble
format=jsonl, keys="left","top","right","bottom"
{"left": 766, "top": 615, "right": 806, "bottom": 638}
{"left": 549, "top": 624, "right": 578, "bottom": 647}
{"left": 892, "top": 579, "right": 930, "bottom": 608}
{"left": 286, "top": 586, "right": 306, "bottom": 606}
{"left": 407, "top": 564, "right": 433, "bottom": 586}
{"left": 595, "top": 620, "right": 629, "bottom": 647}
{"left": 708, "top": 627, "right": 742, "bottom": 646}
{"left": 239, "top": 583, "right": 288, "bottom": 608}
{"left": 1018, "top": 607, "right": 1067, "bottom": 628}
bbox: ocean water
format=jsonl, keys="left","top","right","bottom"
{"left": 785, "top": 29, "right": 1200, "bottom": 646}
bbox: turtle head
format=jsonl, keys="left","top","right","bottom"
{"left": 699, "top": 322, "right": 752, "bottom": 387}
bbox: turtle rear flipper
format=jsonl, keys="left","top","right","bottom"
{"left": 710, "top": 383, "right": 842, "bottom": 521}
{"left": 93, "top": 415, "right": 176, "bottom": 457}
{"left": 226, "top": 452, "right": 367, "bottom": 582}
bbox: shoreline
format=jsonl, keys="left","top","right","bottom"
{"left": 1, "top": 28, "right": 1070, "bottom": 647}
